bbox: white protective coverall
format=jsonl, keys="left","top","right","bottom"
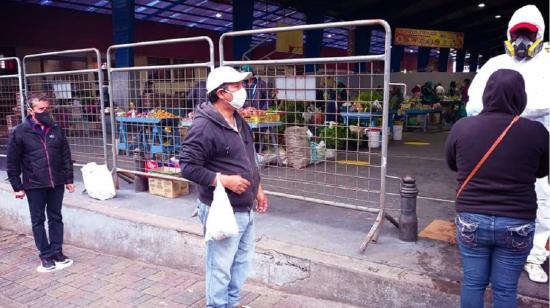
{"left": 466, "top": 4, "right": 550, "bottom": 272}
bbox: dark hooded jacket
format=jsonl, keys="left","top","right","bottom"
{"left": 445, "top": 69, "right": 548, "bottom": 219}
{"left": 179, "top": 102, "right": 260, "bottom": 211}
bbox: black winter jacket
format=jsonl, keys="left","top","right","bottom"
{"left": 7, "top": 118, "right": 74, "bottom": 191}
{"left": 445, "top": 69, "right": 549, "bottom": 220}
{"left": 179, "top": 102, "right": 260, "bottom": 211}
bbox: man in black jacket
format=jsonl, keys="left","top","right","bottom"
{"left": 7, "top": 93, "right": 75, "bottom": 272}
{"left": 179, "top": 66, "right": 268, "bottom": 308}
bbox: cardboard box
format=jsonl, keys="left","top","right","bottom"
{"left": 148, "top": 177, "right": 189, "bottom": 198}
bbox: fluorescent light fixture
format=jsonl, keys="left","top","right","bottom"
{"left": 327, "top": 34, "right": 332, "bottom": 38}
{"left": 171, "top": 13, "right": 181, "bottom": 18}
{"left": 40, "top": 0, "right": 51, "bottom": 4}
{"left": 478, "top": 3, "right": 485, "bottom": 8}
{"left": 136, "top": 6, "right": 147, "bottom": 12}
{"left": 215, "top": 13, "right": 222, "bottom": 18}
{"left": 147, "top": 0, "right": 160, "bottom": 6}
{"left": 160, "top": 18, "right": 168, "bottom": 23}
{"left": 495, "top": 15, "right": 501, "bottom": 19}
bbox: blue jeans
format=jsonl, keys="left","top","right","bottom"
{"left": 197, "top": 201, "right": 255, "bottom": 308}
{"left": 455, "top": 212, "right": 535, "bottom": 308}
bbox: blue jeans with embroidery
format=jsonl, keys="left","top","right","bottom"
{"left": 197, "top": 201, "right": 255, "bottom": 308}
{"left": 455, "top": 212, "right": 535, "bottom": 308}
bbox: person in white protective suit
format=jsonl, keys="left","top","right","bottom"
{"left": 466, "top": 4, "right": 550, "bottom": 283}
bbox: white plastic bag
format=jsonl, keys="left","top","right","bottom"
{"left": 205, "top": 174, "right": 239, "bottom": 241}
{"left": 81, "top": 162, "right": 116, "bottom": 201}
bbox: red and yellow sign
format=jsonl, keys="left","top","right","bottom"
{"left": 395, "top": 28, "right": 464, "bottom": 49}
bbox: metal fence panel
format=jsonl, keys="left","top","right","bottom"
{"left": 106, "top": 37, "right": 215, "bottom": 183}
{"left": 0, "top": 57, "right": 25, "bottom": 158}
{"left": 23, "top": 49, "right": 107, "bottom": 166}
{"left": 219, "top": 20, "right": 392, "bottom": 251}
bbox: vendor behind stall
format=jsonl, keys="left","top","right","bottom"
{"left": 186, "top": 80, "right": 207, "bottom": 110}
{"left": 421, "top": 81, "right": 439, "bottom": 105}
{"left": 241, "top": 65, "right": 272, "bottom": 110}
{"left": 389, "top": 86, "right": 404, "bottom": 113}
{"left": 448, "top": 81, "right": 458, "bottom": 97}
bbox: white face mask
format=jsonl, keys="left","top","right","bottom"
{"left": 224, "top": 88, "right": 247, "bottom": 110}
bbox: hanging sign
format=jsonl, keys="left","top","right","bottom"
{"left": 395, "top": 28, "right": 464, "bottom": 49}
{"left": 276, "top": 23, "right": 304, "bottom": 54}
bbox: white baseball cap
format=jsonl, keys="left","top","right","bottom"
{"left": 206, "top": 66, "right": 252, "bottom": 94}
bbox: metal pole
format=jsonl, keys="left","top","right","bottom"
{"left": 359, "top": 21, "right": 392, "bottom": 253}
{"left": 92, "top": 49, "right": 109, "bottom": 167}
{"left": 399, "top": 175, "right": 419, "bottom": 242}
{"left": 106, "top": 48, "right": 119, "bottom": 187}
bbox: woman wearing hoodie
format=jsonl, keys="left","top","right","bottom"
{"left": 466, "top": 5, "right": 550, "bottom": 282}
{"left": 446, "top": 69, "right": 548, "bottom": 308}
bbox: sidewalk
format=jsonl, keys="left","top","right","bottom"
{"left": 0, "top": 229, "right": 357, "bottom": 308}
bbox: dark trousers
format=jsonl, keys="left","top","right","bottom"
{"left": 26, "top": 185, "right": 65, "bottom": 259}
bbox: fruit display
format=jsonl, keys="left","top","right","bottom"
{"left": 149, "top": 109, "right": 178, "bottom": 119}
{"left": 239, "top": 107, "right": 266, "bottom": 118}
{"left": 240, "top": 107, "right": 281, "bottom": 123}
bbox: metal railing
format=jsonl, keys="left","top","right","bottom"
{"left": 23, "top": 48, "right": 108, "bottom": 167}
{"left": 219, "top": 19, "right": 392, "bottom": 252}
{"left": 106, "top": 36, "right": 215, "bottom": 184}
{"left": 0, "top": 57, "right": 25, "bottom": 157}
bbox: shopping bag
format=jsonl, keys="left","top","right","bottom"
{"left": 205, "top": 174, "right": 239, "bottom": 241}
{"left": 81, "top": 162, "right": 116, "bottom": 201}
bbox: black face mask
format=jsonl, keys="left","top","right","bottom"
{"left": 34, "top": 111, "right": 55, "bottom": 127}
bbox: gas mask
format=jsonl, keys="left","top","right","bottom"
{"left": 505, "top": 34, "right": 543, "bottom": 60}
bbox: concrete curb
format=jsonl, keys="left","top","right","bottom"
{"left": 0, "top": 182, "right": 546, "bottom": 307}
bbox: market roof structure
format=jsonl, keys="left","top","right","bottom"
{"left": 11, "top": 0, "right": 549, "bottom": 58}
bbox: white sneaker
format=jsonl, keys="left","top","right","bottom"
{"left": 524, "top": 262, "right": 548, "bottom": 283}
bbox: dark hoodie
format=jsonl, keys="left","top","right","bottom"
{"left": 179, "top": 102, "right": 260, "bottom": 211}
{"left": 445, "top": 69, "right": 548, "bottom": 219}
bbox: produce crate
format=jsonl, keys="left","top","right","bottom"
{"left": 148, "top": 177, "right": 189, "bottom": 198}
{"left": 247, "top": 114, "right": 281, "bottom": 123}
{"left": 149, "top": 166, "right": 180, "bottom": 176}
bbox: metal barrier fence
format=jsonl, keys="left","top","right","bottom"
{"left": 23, "top": 49, "right": 108, "bottom": 166}
{"left": 106, "top": 37, "right": 215, "bottom": 183}
{"left": 0, "top": 57, "right": 25, "bottom": 158}
{"left": 219, "top": 20, "right": 392, "bottom": 251}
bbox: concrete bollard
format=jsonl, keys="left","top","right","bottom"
{"left": 133, "top": 150, "right": 148, "bottom": 192}
{"left": 399, "top": 175, "right": 419, "bottom": 242}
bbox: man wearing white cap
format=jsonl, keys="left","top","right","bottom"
{"left": 466, "top": 4, "right": 550, "bottom": 283}
{"left": 179, "top": 66, "right": 268, "bottom": 308}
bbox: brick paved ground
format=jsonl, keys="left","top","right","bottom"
{"left": 0, "top": 229, "right": 356, "bottom": 308}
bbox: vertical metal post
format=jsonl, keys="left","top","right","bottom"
{"left": 399, "top": 175, "right": 418, "bottom": 242}
{"left": 14, "top": 57, "right": 25, "bottom": 119}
